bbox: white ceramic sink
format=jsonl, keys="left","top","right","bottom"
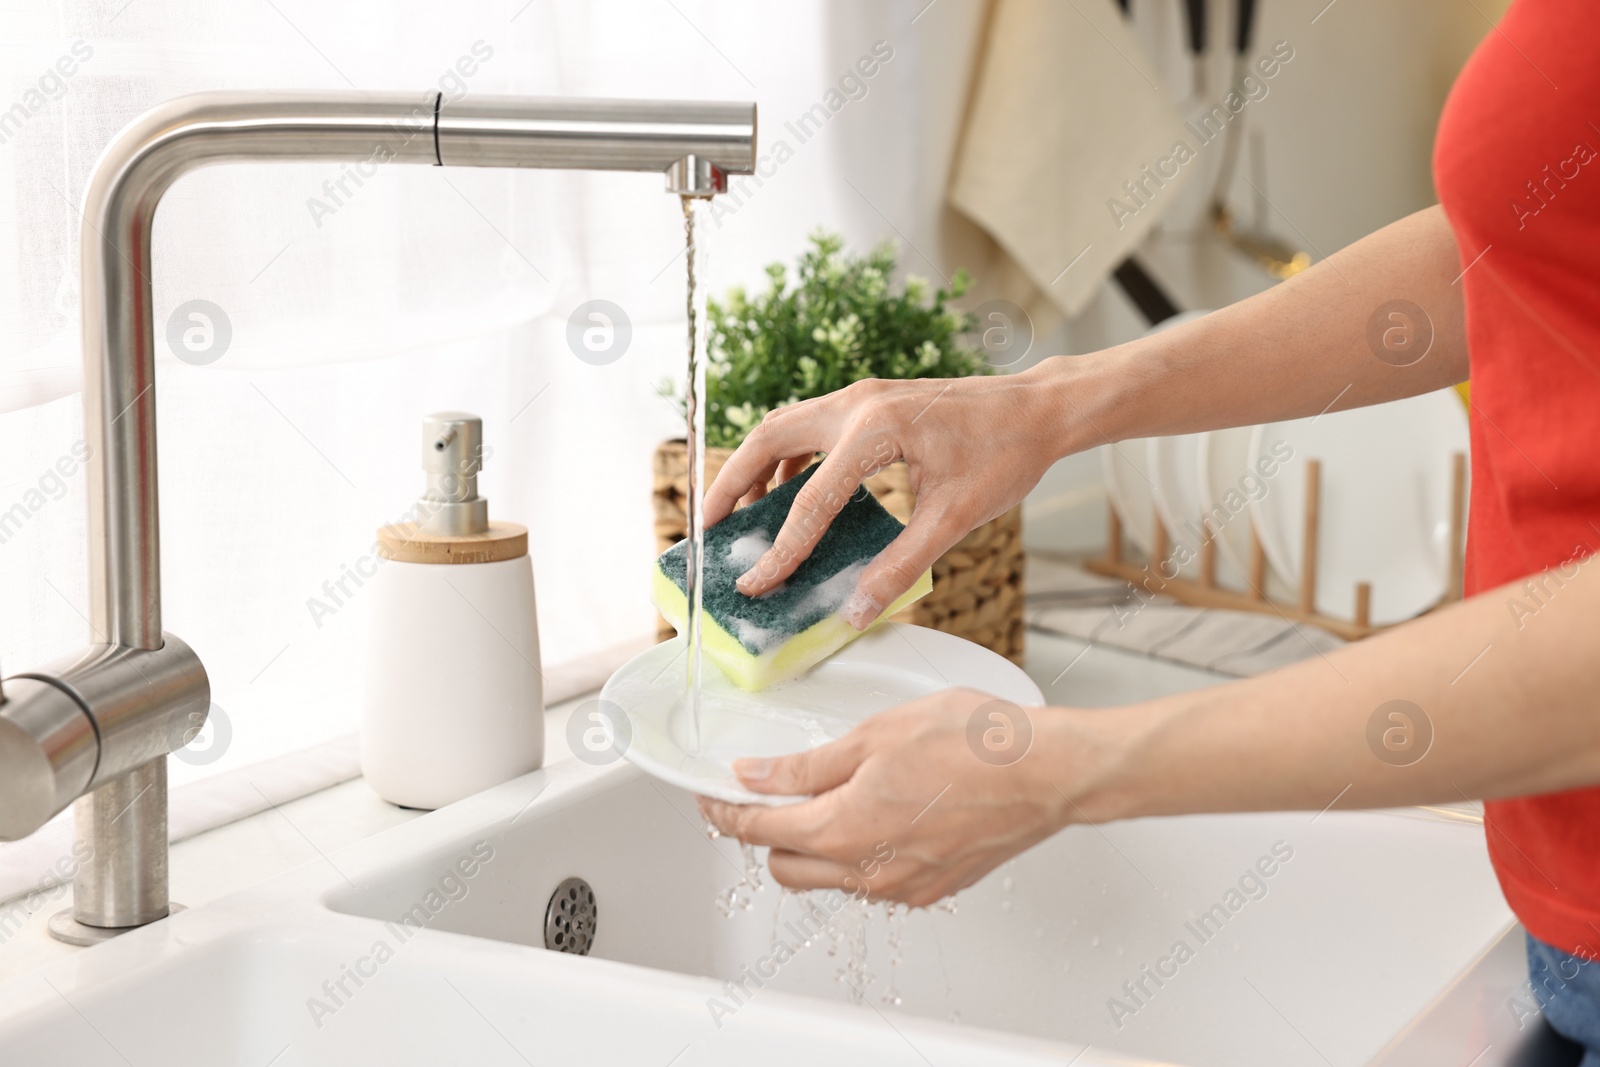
{"left": 0, "top": 749, "right": 1514, "bottom": 1067}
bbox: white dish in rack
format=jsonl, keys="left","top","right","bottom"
{"left": 1247, "top": 389, "right": 1468, "bottom": 625}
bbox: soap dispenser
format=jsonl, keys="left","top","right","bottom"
{"left": 361, "top": 412, "right": 544, "bottom": 809}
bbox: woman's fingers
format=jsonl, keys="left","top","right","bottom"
{"left": 702, "top": 450, "right": 774, "bottom": 528}
{"left": 732, "top": 729, "right": 869, "bottom": 796}
{"left": 734, "top": 445, "right": 880, "bottom": 596}
{"left": 737, "top": 454, "right": 817, "bottom": 509}
{"left": 737, "top": 459, "right": 781, "bottom": 508}
{"left": 766, "top": 850, "right": 877, "bottom": 894}
{"left": 842, "top": 506, "right": 957, "bottom": 630}
{"left": 702, "top": 416, "right": 827, "bottom": 528}
{"left": 697, "top": 794, "right": 830, "bottom": 852}
{"left": 777, "top": 455, "right": 812, "bottom": 484}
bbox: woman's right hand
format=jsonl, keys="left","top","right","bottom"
{"left": 701, "top": 366, "right": 1078, "bottom": 630}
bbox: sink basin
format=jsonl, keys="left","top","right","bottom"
{"left": 325, "top": 764, "right": 1513, "bottom": 1064}
{"left": 0, "top": 751, "right": 1515, "bottom": 1066}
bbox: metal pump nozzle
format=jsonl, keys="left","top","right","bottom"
{"left": 419, "top": 412, "right": 489, "bottom": 536}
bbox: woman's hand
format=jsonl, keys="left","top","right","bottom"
{"left": 697, "top": 689, "right": 1125, "bottom": 907}
{"left": 701, "top": 369, "right": 1074, "bottom": 630}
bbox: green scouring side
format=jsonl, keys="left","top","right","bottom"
{"left": 653, "top": 463, "right": 933, "bottom": 690}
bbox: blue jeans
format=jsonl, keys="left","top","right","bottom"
{"left": 1529, "top": 933, "right": 1600, "bottom": 1063}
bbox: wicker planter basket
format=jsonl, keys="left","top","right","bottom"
{"left": 651, "top": 440, "right": 1024, "bottom": 663}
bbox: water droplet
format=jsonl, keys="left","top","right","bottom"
{"left": 1090, "top": 936, "right": 1101, "bottom": 948}
{"left": 1001, "top": 876, "right": 1014, "bottom": 892}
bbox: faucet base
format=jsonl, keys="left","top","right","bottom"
{"left": 66, "top": 760, "right": 174, "bottom": 930}
{"left": 47, "top": 902, "right": 186, "bottom": 946}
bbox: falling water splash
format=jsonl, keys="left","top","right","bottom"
{"left": 770, "top": 887, "right": 794, "bottom": 949}
{"left": 835, "top": 897, "right": 874, "bottom": 1004}
{"left": 704, "top": 834, "right": 959, "bottom": 1012}
{"left": 715, "top": 841, "right": 765, "bottom": 917}
{"left": 681, "top": 195, "right": 711, "bottom": 754}
{"left": 881, "top": 902, "right": 905, "bottom": 1006}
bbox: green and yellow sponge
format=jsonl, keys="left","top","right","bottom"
{"left": 653, "top": 465, "right": 932, "bottom": 691}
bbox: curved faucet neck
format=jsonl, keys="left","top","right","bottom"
{"left": 79, "top": 91, "right": 755, "bottom": 651}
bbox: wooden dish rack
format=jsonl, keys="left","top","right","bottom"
{"left": 1083, "top": 453, "right": 1468, "bottom": 640}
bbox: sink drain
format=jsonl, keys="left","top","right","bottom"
{"left": 544, "top": 877, "right": 597, "bottom": 955}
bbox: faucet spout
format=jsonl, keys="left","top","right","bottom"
{"left": 1, "top": 89, "right": 755, "bottom": 941}
{"left": 82, "top": 91, "right": 756, "bottom": 652}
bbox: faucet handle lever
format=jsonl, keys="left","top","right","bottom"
{"left": 0, "top": 677, "right": 97, "bottom": 841}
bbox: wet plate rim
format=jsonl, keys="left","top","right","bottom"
{"left": 601, "top": 623, "right": 1044, "bottom": 807}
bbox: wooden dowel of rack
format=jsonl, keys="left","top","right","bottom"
{"left": 1299, "top": 459, "right": 1322, "bottom": 615}
{"left": 1083, "top": 447, "right": 1465, "bottom": 643}
{"left": 1447, "top": 451, "right": 1467, "bottom": 602}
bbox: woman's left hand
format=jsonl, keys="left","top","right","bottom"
{"left": 697, "top": 689, "right": 1117, "bottom": 907}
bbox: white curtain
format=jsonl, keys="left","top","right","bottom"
{"left": 0, "top": 0, "right": 984, "bottom": 793}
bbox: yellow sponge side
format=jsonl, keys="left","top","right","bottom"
{"left": 651, "top": 565, "right": 933, "bottom": 692}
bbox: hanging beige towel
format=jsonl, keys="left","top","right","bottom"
{"left": 949, "top": 0, "right": 1193, "bottom": 319}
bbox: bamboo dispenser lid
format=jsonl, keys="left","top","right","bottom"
{"left": 376, "top": 521, "right": 527, "bottom": 565}
{"left": 378, "top": 412, "right": 525, "bottom": 564}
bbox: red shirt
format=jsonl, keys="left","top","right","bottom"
{"left": 1434, "top": 0, "right": 1600, "bottom": 956}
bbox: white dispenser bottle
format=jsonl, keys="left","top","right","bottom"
{"left": 361, "top": 412, "right": 543, "bottom": 809}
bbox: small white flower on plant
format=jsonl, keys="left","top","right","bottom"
{"left": 917, "top": 340, "right": 941, "bottom": 368}
{"left": 860, "top": 266, "right": 887, "bottom": 301}
{"left": 904, "top": 274, "right": 929, "bottom": 304}
{"left": 798, "top": 355, "right": 820, "bottom": 391}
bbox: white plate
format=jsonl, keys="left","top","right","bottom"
{"left": 1247, "top": 389, "right": 1468, "bottom": 625}
{"left": 1101, "top": 440, "right": 1159, "bottom": 556}
{"left": 1100, "top": 311, "right": 1214, "bottom": 560}
{"left": 1195, "top": 425, "right": 1295, "bottom": 597}
{"left": 599, "top": 623, "right": 1044, "bottom": 806}
{"left": 1147, "top": 433, "right": 1208, "bottom": 579}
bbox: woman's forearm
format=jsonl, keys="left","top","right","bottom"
{"left": 706, "top": 206, "right": 1476, "bottom": 623}
{"left": 1070, "top": 558, "right": 1600, "bottom": 822}
{"left": 1031, "top": 204, "right": 1472, "bottom": 457}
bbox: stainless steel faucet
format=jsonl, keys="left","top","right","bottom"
{"left": 0, "top": 91, "right": 756, "bottom": 944}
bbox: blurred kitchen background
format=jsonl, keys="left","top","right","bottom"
{"left": 0, "top": 0, "right": 1504, "bottom": 788}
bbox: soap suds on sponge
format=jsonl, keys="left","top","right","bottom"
{"left": 726, "top": 531, "right": 772, "bottom": 571}
{"left": 652, "top": 465, "right": 933, "bottom": 691}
